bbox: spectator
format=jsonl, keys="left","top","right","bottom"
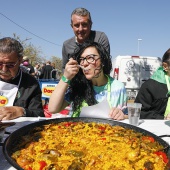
{"left": 0, "top": 37, "right": 44, "bottom": 120}
{"left": 135, "top": 48, "right": 170, "bottom": 119}
{"left": 51, "top": 62, "right": 55, "bottom": 69}
{"left": 20, "top": 64, "right": 29, "bottom": 74}
{"left": 22, "top": 56, "right": 35, "bottom": 76}
{"left": 41, "top": 62, "right": 46, "bottom": 68}
{"left": 34, "top": 62, "right": 41, "bottom": 79}
{"left": 49, "top": 42, "right": 127, "bottom": 120}
{"left": 39, "top": 61, "right": 53, "bottom": 79}
{"left": 62, "top": 7, "right": 110, "bottom": 71}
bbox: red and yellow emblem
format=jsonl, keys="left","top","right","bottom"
{"left": 0, "top": 96, "right": 8, "bottom": 106}
{"left": 42, "top": 85, "right": 55, "bottom": 97}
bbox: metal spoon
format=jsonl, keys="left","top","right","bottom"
{"left": 78, "top": 65, "right": 88, "bottom": 71}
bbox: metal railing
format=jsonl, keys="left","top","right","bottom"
{"left": 50, "top": 69, "right": 62, "bottom": 80}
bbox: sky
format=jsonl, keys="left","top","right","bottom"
{"left": 0, "top": 0, "right": 170, "bottom": 61}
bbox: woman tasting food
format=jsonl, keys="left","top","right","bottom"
{"left": 49, "top": 42, "right": 127, "bottom": 120}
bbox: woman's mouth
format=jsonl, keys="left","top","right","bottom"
{"left": 78, "top": 65, "right": 89, "bottom": 71}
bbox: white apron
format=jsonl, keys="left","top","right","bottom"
{"left": 0, "top": 72, "right": 22, "bottom": 106}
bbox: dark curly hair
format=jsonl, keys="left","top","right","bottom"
{"left": 69, "top": 41, "right": 112, "bottom": 114}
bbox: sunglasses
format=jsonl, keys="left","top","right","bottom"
{"left": 0, "top": 60, "right": 19, "bottom": 68}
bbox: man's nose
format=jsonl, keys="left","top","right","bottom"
{"left": 78, "top": 25, "right": 83, "bottom": 31}
{"left": 1, "top": 65, "right": 8, "bottom": 71}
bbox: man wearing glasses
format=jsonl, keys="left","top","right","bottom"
{"left": 0, "top": 37, "right": 44, "bottom": 120}
{"left": 62, "top": 7, "right": 110, "bottom": 71}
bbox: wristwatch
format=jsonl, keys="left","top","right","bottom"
{"left": 22, "top": 108, "right": 26, "bottom": 117}
{"left": 61, "top": 75, "right": 71, "bottom": 85}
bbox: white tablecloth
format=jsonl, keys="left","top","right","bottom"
{"left": 1, "top": 117, "right": 170, "bottom": 170}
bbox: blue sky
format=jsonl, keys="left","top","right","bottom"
{"left": 0, "top": 0, "right": 170, "bottom": 60}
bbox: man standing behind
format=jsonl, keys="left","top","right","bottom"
{"left": 39, "top": 61, "right": 54, "bottom": 79}
{"left": 62, "top": 7, "right": 110, "bottom": 70}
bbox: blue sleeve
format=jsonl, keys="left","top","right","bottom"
{"left": 64, "top": 89, "right": 71, "bottom": 104}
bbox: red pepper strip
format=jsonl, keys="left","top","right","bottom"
{"left": 39, "top": 161, "right": 47, "bottom": 170}
{"left": 40, "top": 150, "right": 45, "bottom": 153}
{"left": 27, "top": 167, "right": 33, "bottom": 170}
{"left": 154, "top": 151, "right": 169, "bottom": 164}
{"left": 142, "top": 136, "right": 155, "bottom": 142}
{"left": 98, "top": 126, "right": 106, "bottom": 131}
{"left": 64, "top": 122, "right": 72, "bottom": 127}
{"left": 99, "top": 137, "right": 106, "bottom": 140}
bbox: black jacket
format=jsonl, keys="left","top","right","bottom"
{"left": 7, "top": 70, "right": 44, "bottom": 117}
{"left": 39, "top": 65, "right": 54, "bottom": 79}
{"left": 135, "top": 79, "right": 168, "bottom": 119}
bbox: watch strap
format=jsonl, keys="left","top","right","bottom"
{"left": 22, "top": 107, "right": 26, "bottom": 117}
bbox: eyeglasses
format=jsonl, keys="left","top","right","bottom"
{"left": 0, "top": 60, "right": 19, "bottom": 68}
{"left": 79, "top": 54, "right": 99, "bottom": 65}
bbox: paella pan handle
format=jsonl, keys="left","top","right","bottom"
{"left": 0, "top": 122, "right": 15, "bottom": 146}
{"left": 158, "top": 135, "right": 170, "bottom": 152}
{"left": 159, "top": 135, "right": 170, "bottom": 138}
{"left": 0, "top": 131, "right": 12, "bottom": 146}
{"left": 0, "top": 122, "right": 16, "bottom": 130}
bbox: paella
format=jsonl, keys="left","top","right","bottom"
{"left": 11, "top": 121, "right": 169, "bottom": 170}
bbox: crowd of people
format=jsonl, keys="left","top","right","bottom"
{"left": 20, "top": 58, "right": 59, "bottom": 80}
{"left": 0, "top": 7, "right": 169, "bottom": 121}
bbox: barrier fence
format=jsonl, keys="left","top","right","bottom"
{"left": 38, "top": 79, "right": 59, "bottom": 100}
{"left": 38, "top": 79, "right": 70, "bottom": 117}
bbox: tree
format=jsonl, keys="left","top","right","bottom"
{"left": 13, "top": 33, "right": 42, "bottom": 65}
{"left": 50, "top": 56, "right": 62, "bottom": 71}
{"left": 1, "top": 33, "right": 61, "bottom": 66}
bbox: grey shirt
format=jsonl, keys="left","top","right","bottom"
{"left": 62, "top": 30, "right": 110, "bottom": 69}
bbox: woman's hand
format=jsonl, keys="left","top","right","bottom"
{"left": 109, "top": 107, "right": 125, "bottom": 120}
{"left": 64, "top": 58, "right": 80, "bottom": 80}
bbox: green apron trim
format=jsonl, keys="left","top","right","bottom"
{"left": 71, "top": 75, "right": 111, "bottom": 117}
{"left": 71, "top": 101, "right": 88, "bottom": 117}
{"left": 164, "top": 75, "right": 170, "bottom": 117}
{"left": 150, "top": 66, "right": 166, "bottom": 84}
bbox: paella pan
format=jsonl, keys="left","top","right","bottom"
{"left": 3, "top": 118, "right": 170, "bottom": 170}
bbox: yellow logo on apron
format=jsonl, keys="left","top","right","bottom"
{"left": 0, "top": 96, "right": 8, "bottom": 106}
{"left": 42, "top": 86, "right": 55, "bottom": 96}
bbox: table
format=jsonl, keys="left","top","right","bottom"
{"left": 0, "top": 117, "right": 170, "bottom": 170}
